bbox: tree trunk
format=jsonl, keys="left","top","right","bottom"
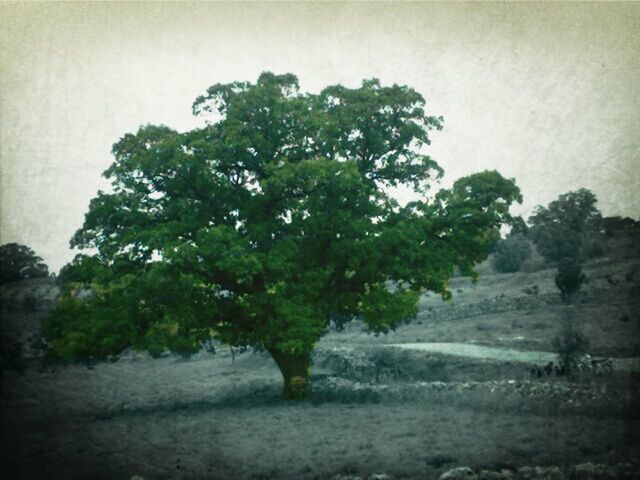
{"left": 266, "top": 347, "right": 311, "bottom": 400}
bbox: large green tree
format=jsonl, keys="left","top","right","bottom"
{"left": 46, "top": 73, "right": 521, "bottom": 399}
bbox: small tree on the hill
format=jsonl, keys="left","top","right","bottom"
{"left": 45, "top": 73, "right": 521, "bottom": 399}
{"left": 528, "top": 189, "right": 603, "bottom": 302}
{"left": 0, "top": 243, "right": 49, "bottom": 284}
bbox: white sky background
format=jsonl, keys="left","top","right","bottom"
{"left": 1, "top": 2, "right": 639, "bottom": 273}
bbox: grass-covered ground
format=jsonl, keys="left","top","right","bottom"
{"left": 1, "top": 227, "right": 639, "bottom": 479}
{"left": 1, "top": 349, "right": 639, "bottom": 480}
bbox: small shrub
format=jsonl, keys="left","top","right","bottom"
{"left": 555, "top": 261, "right": 586, "bottom": 301}
{"left": 552, "top": 309, "right": 589, "bottom": 373}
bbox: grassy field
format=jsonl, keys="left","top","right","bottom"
{"left": 2, "top": 350, "right": 639, "bottom": 480}
{"left": 1, "top": 227, "right": 639, "bottom": 479}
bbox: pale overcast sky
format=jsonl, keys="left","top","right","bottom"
{"left": 1, "top": 2, "right": 639, "bottom": 273}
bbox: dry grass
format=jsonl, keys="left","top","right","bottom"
{"left": 2, "top": 348, "right": 639, "bottom": 480}
{"left": 1, "top": 228, "right": 639, "bottom": 479}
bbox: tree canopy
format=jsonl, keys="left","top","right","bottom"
{"left": 46, "top": 73, "right": 521, "bottom": 399}
{"left": 0, "top": 243, "right": 49, "bottom": 284}
{"left": 528, "top": 188, "right": 601, "bottom": 265}
{"left": 528, "top": 189, "right": 602, "bottom": 303}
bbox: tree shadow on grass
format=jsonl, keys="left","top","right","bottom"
{"left": 92, "top": 381, "right": 288, "bottom": 420}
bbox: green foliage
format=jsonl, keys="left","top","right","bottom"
{"left": 583, "top": 237, "right": 605, "bottom": 259}
{"left": 57, "top": 254, "right": 107, "bottom": 285}
{"left": 509, "top": 216, "right": 528, "bottom": 236}
{"left": 528, "top": 189, "right": 602, "bottom": 302}
{"left": 0, "top": 243, "right": 49, "bottom": 284}
{"left": 492, "top": 233, "right": 532, "bottom": 273}
{"left": 602, "top": 215, "right": 639, "bottom": 237}
{"left": 47, "top": 72, "right": 521, "bottom": 369}
{"left": 552, "top": 308, "right": 590, "bottom": 373}
{"left": 554, "top": 261, "right": 586, "bottom": 302}
{"left": 528, "top": 188, "right": 602, "bottom": 265}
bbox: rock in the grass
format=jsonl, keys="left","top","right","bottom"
{"left": 478, "top": 470, "right": 513, "bottom": 480}
{"left": 440, "top": 467, "right": 477, "bottom": 480}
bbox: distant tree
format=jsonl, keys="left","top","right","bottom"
{"left": 601, "top": 216, "right": 640, "bottom": 237}
{"left": 528, "top": 189, "right": 604, "bottom": 304}
{"left": 45, "top": 72, "right": 522, "bottom": 399}
{"left": 528, "top": 189, "right": 602, "bottom": 266}
{"left": 492, "top": 233, "right": 532, "bottom": 273}
{"left": 531, "top": 192, "right": 599, "bottom": 366}
{"left": 0, "top": 243, "right": 49, "bottom": 284}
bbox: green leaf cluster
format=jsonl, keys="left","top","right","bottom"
{"left": 47, "top": 73, "right": 521, "bottom": 360}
